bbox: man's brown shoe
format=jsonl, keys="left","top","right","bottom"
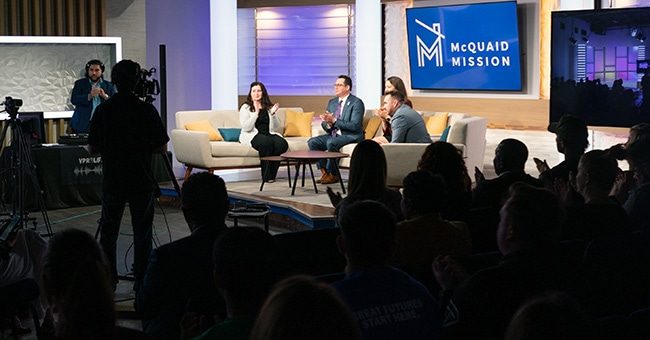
{"left": 317, "top": 169, "right": 328, "bottom": 183}
{"left": 320, "top": 174, "right": 340, "bottom": 185}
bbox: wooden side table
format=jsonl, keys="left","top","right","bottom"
{"left": 280, "top": 151, "right": 348, "bottom": 195}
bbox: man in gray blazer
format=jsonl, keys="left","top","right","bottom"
{"left": 379, "top": 91, "right": 431, "bottom": 144}
{"left": 308, "top": 75, "right": 365, "bottom": 184}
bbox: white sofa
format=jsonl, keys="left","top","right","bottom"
{"left": 171, "top": 108, "right": 487, "bottom": 186}
{"left": 340, "top": 111, "right": 488, "bottom": 187}
{"left": 171, "top": 107, "right": 323, "bottom": 180}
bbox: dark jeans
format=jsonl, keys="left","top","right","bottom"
{"left": 98, "top": 190, "right": 155, "bottom": 287}
{"left": 251, "top": 133, "right": 289, "bottom": 181}
{"left": 307, "top": 134, "right": 359, "bottom": 175}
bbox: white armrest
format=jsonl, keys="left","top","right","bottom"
{"left": 171, "top": 129, "right": 221, "bottom": 169}
{"left": 380, "top": 143, "right": 430, "bottom": 187}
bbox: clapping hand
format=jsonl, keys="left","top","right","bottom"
{"left": 474, "top": 166, "right": 485, "bottom": 184}
{"left": 326, "top": 186, "right": 343, "bottom": 207}
{"left": 432, "top": 255, "right": 469, "bottom": 291}
{"left": 270, "top": 103, "right": 280, "bottom": 115}
{"left": 320, "top": 111, "right": 335, "bottom": 124}
{"left": 533, "top": 157, "right": 550, "bottom": 174}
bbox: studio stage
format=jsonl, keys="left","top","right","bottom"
{"left": 159, "top": 169, "right": 343, "bottom": 230}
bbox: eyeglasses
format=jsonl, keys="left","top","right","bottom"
{"left": 334, "top": 84, "right": 346, "bottom": 87}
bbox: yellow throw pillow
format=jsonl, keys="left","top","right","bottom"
{"left": 185, "top": 120, "right": 223, "bottom": 141}
{"left": 284, "top": 110, "right": 314, "bottom": 137}
{"left": 425, "top": 113, "right": 449, "bottom": 135}
{"left": 364, "top": 116, "right": 382, "bottom": 139}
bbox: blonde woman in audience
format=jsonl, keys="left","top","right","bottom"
{"left": 327, "top": 139, "right": 403, "bottom": 221}
{"left": 249, "top": 275, "right": 361, "bottom": 340}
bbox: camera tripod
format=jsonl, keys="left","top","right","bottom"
{"left": 0, "top": 101, "right": 53, "bottom": 238}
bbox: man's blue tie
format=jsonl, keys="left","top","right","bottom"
{"left": 331, "top": 99, "right": 342, "bottom": 137}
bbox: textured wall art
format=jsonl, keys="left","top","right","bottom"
{"left": 0, "top": 43, "right": 116, "bottom": 112}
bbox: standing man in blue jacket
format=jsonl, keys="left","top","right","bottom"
{"left": 69, "top": 59, "right": 115, "bottom": 134}
{"left": 308, "top": 75, "right": 365, "bottom": 184}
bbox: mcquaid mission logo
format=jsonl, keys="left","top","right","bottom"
{"left": 415, "top": 20, "right": 445, "bottom": 67}
{"left": 406, "top": 2, "right": 522, "bottom": 91}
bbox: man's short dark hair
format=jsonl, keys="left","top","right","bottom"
{"left": 385, "top": 90, "right": 405, "bottom": 103}
{"left": 338, "top": 75, "right": 352, "bottom": 91}
{"left": 579, "top": 150, "right": 619, "bottom": 192}
{"left": 627, "top": 137, "right": 650, "bottom": 178}
{"left": 495, "top": 139, "right": 529, "bottom": 172}
{"left": 181, "top": 172, "right": 228, "bottom": 226}
{"left": 504, "top": 183, "right": 562, "bottom": 247}
{"left": 337, "top": 200, "right": 396, "bottom": 266}
{"left": 402, "top": 170, "right": 446, "bottom": 214}
{"left": 213, "top": 227, "right": 279, "bottom": 302}
{"left": 111, "top": 59, "right": 140, "bottom": 93}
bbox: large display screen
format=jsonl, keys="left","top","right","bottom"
{"left": 551, "top": 7, "right": 650, "bottom": 127}
{"left": 406, "top": 1, "right": 522, "bottom": 91}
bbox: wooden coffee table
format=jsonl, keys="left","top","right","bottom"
{"left": 280, "top": 151, "right": 348, "bottom": 196}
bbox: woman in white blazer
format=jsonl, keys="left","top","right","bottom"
{"left": 239, "top": 81, "right": 289, "bottom": 182}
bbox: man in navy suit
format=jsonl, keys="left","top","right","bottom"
{"left": 308, "top": 75, "right": 365, "bottom": 184}
{"left": 69, "top": 59, "right": 115, "bottom": 134}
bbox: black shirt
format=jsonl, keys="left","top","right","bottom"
{"left": 254, "top": 109, "right": 271, "bottom": 135}
{"left": 88, "top": 92, "right": 169, "bottom": 194}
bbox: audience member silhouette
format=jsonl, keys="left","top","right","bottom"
{"left": 137, "top": 172, "right": 229, "bottom": 339}
{"left": 418, "top": 141, "right": 472, "bottom": 221}
{"left": 472, "top": 138, "right": 541, "bottom": 251}
{"left": 328, "top": 139, "right": 403, "bottom": 221}
{"left": 249, "top": 275, "right": 362, "bottom": 340}
{"left": 433, "top": 183, "right": 578, "bottom": 339}
{"left": 562, "top": 150, "right": 630, "bottom": 241}
{"left": 623, "top": 138, "right": 650, "bottom": 233}
{"left": 473, "top": 138, "right": 541, "bottom": 207}
{"left": 610, "top": 122, "right": 650, "bottom": 204}
{"left": 189, "top": 227, "right": 281, "bottom": 340}
{"left": 504, "top": 291, "right": 596, "bottom": 340}
{"left": 392, "top": 170, "right": 471, "bottom": 288}
{"left": 41, "top": 228, "right": 145, "bottom": 339}
{"left": 0, "top": 228, "right": 47, "bottom": 334}
{"left": 535, "top": 115, "right": 589, "bottom": 190}
{"left": 334, "top": 200, "right": 442, "bottom": 340}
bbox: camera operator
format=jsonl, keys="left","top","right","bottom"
{"left": 88, "top": 59, "right": 169, "bottom": 291}
{"left": 69, "top": 59, "right": 116, "bottom": 134}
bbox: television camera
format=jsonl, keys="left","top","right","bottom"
{"left": 1, "top": 96, "right": 23, "bottom": 119}
{"left": 134, "top": 67, "right": 160, "bottom": 104}
{"left": 0, "top": 96, "right": 52, "bottom": 245}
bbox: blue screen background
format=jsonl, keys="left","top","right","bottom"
{"left": 406, "top": 1, "right": 522, "bottom": 91}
